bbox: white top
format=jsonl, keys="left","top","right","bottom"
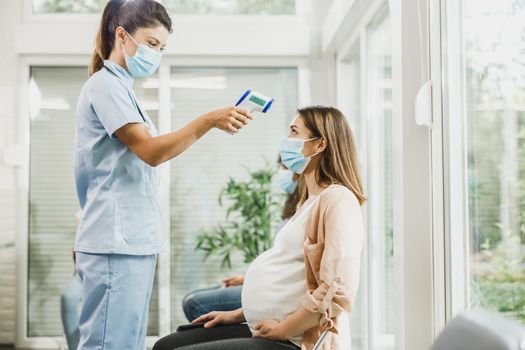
{"left": 242, "top": 194, "right": 321, "bottom": 347}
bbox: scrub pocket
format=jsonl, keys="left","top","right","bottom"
{"left": 116, "top": 195, "right": 159, "bottom": 244}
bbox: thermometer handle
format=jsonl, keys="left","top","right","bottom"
{"left": 225, "top": 108, "right": 253, "bottom": 135}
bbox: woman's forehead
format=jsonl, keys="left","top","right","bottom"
{"left": 136, "top": 26, "right": 170, "bottom": 44}
{"left": 289, "top": 114, "right": 303, "bottom": 127}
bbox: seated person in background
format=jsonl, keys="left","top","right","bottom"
{"left": 60, "top": 211, "right": 83, "bottom": 350}
{"left": 182, "top": 163, "right": 300, "bottom": 322}
{"left": 154, "top": 106, "right": 366, "bottom": 350}
{"left": 61, "top": 252, "right": 82, "bottom": 350}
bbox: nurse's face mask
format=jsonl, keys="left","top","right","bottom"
{"left": 122, "top": 30, "right": 162, "bottom": 78}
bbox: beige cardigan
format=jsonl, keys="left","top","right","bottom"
{"left": 299, "top": 184, "right": 364, "bottom": 350}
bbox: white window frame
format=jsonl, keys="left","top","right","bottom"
{"left": 22, "top": 0, "right": 312, "bottom": 21}
{"left": 15, "top": 54, "right": 309, "bottom": 349}
{"left": 427, "top": 0, "right": 448, "bottom": 337}
{"left": 440, "top": 0, "right": 470, "bottom": 320}
{"left": 334, "top": 0, "right": 439, "bottom": 349}
{"left": 390, "top": 0, "right": 438, "bottom": 347}
{"left": 429, "top": 0, "right": 471, "bottom": 324}
{"left": 335, "top": 1, "right": 395, "bottom": 349}
{"left": 336, "top": 35, "right": 369, "bottom": 350}
{"left": 423, "top": 0, "right": 472, "bottom": 339}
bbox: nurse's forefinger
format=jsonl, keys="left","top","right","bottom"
{"left": 234, "top": 107, "right": 254, "bottom": 120}
{"left": 232, "top": 111, "right": 250, "bottom": 125}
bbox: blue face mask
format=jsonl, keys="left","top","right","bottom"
{"left": 279, "top": 137, "right": 320, "bottom": 174}
{"left": 123, "top": 31, "right": 162, "bottom": 78}
{"left": 277, "top": 169, "right": 298, "bottom": 194}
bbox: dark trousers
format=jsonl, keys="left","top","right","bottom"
{"left": 153, "top": 324, "right": 301, "bottom": 350}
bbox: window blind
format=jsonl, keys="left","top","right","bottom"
{"left": 169, "top": 67, "right": 298, "bottom": 327}
{"left": 28, "top": 67, "right": 159, "bottom": 337}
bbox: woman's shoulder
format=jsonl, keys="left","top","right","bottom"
{"left": 319, "top": 184, "right": 360, "bottom": 208}
{"left": 85, "top": 68, "right": 120, "bottom": 89}
{"left": 81, "top": 68, "right": 127, "bottom": 103}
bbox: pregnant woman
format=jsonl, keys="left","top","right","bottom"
{"left": 154, "top": 106, "right": 366, "bottom": 350}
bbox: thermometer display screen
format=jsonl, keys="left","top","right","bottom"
{"left": 249, "top": 95, "right": 266, "bottom": 107}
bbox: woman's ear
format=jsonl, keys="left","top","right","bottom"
{"left": 115, "top": 26, "right": 127, "bottom": 44}
{"left": 317, "top": 138, "right": 327, "bottom": 153}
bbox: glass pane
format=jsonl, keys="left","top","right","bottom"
{"left": 28, "top": 67, "right": 160, "bottom": 337}
{"left": 340, "top": 47, "right": 366, "bottom": 350}
{"left": 340, "top": 47, "right": 362, "bottom": 151}
{"left": 32, "top": 0, "right": 295, "bottom": 15}
{"left": 458, "top": 0, "right": 525, "bottom": 323}
{"left": 169, "top": 67, "right": 297, "bottom": 328}
{"left": 32, "top": 0, "right": 105, "bottom": 13}
{"left": 163, "top": 0, "right": 295, "bottom": 15}
{"left": 366, "top": 7, "right": 394, "bottom": 350}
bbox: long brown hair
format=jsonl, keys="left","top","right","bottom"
{"left": 296, "top": 106, "right": 366, "bottom": 206}
{"left": 89, "top": 0, "right": 172, "bottom": 76}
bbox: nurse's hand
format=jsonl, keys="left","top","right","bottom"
{"left": 191, "top": 308, "right": 245, "bottom": 328}
{"left": 205, "top": 106, "right": 253, "bottom": 134}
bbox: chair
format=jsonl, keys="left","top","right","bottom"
{"left": 312, "top": 329, "right": 329, "bottom": 350}
{"left": 432, "top": 309, "right": 525, "bottom": 350}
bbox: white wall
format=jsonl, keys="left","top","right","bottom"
{"left": 307, "top": 0, "right": 337, "bottom": 105}
{"left": 0, "top": 0, "right": 23, "bottom": 344}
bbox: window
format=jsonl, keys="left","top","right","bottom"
{"left": 32, "top": 0, "right": 296, "bottom": 15}
{"left": 366, "top": 7, "right": 394, "bottom": 350}
{"left": 338, "top": 45, "right": 362, "bottom": 151}
{"left": 162, "top": 0, "right": 295, "bottom": 15}
{"left": 32, "top": 0, "right": 104, "bottom": 14}
{"left": 169, "top": 67, "right": 298, "bottom": 327}
{"left": 24, "top": 63, "right": 301, "bottom": 344}
{"left": 445, "top": 0, "right": 525, "bottom": 323}
{"left": 27, "top": 66, "right": 159, "bottom": 337}
{"left": 336, "top": 5, "right": 394, "bottom": 349}
{"left": 338, "top": 44, "right": 367, "bottom": 350}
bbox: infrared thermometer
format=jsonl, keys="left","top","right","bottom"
{"left": 225, "top": 89, "right": 273, "bottom": 135}
{"left": 235, "top": 89, "right": 274, "bottom": 114}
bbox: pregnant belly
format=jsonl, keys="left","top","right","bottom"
{"left": 241, "top": 255, "right": 307, "bottom": 323}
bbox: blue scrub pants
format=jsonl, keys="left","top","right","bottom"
{"left": 76, "top": 252, "right": 157, "bottom": 350}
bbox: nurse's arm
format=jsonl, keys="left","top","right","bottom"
{"left": 115, "top": 106, "right": 252, "bottom": 167}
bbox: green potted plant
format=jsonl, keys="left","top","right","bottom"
{"left": 195, "top": 164, "right": 284, "bottom": 268}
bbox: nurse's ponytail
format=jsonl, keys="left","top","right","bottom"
{"left": 89, "top": 0, "right": 172, "bottom": 76}
{"left": 89, "top": 0, "right": 124, "bottom": 76}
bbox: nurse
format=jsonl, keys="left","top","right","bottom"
{"left": 73, "top": 0, "right": 253, "bottom": 349}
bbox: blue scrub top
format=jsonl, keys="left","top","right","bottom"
{"left": 74, "top": 60, "right": 162, "bottom": 255}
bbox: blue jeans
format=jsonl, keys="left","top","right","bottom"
{"left": 182, "top": 285, "right": 242, "bottom": 322}
{"left": 60, "top": 274, "right": 82, "bottom": 350}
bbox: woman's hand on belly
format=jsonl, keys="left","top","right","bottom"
{"left": 252, "top": 320, "right": 288, "bottom": 341}
{"left": 254, "top": 306, "right": 322, "bottom": 341}
{"left": 191, "top": 308, "right": 246, "bottom": 329}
